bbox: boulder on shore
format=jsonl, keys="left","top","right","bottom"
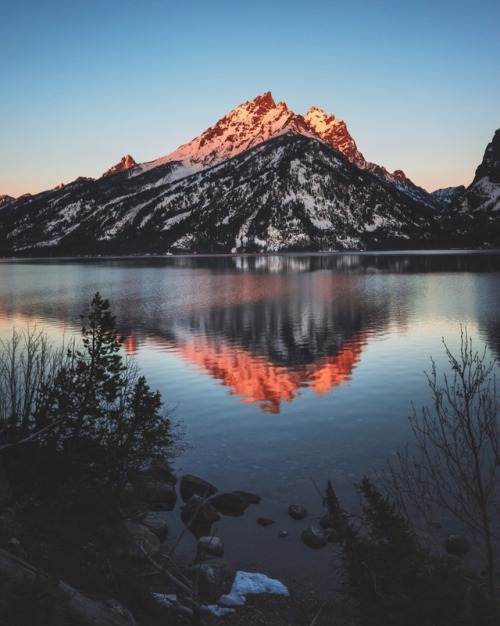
{"left": 180, "top": 474, "right": 217, "bottom": 502}
{"left": 149, "top": 458, "right": 178, "bottom": 485}
{"left": 141, "top": 512, "right": 169, "bottom": 541}
{"left": 135, "top": 479, "right": 177, "bottom": 511}
{"left": 181, "top": 495, "right": 221, "bottom": 526}
{"left": 197, "top": 536, "right": 224, "bottom": 558}
{"left": 102, "top": 521, "right": 160, "bottom": 558}
{"left": 184, "top": 557, "right": 234, "bottom": 602}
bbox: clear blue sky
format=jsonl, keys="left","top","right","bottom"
{"left": 1, "top": 0, "right": 499, "bottom": 197}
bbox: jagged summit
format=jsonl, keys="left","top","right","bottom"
{"left": 149, "top": 92, "right": 315, "bottom": 170}
{"left": 141, "top": 93, "right": 410, "bottom": 187}
{"left": 304, "top": 106, "right": 365, "bottom": 165}
{"left": 465, "top": 128, "right": 500, "bottom": 215}
{"left": 0, "top": 194, "right": 15, "bottom": 207}
{"left": 102, "top": 155, "right": 137, "bottom": 178}
{"left": 1, "top": 119, "right": 497, "bottom": 255}
{"left": 251, "top": 91, "right": 276, "bottom": 111}
{"left": 472, "top": 128, "right": 500, "bottom": 185}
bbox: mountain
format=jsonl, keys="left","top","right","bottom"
{"left": 431, "top": 186, "right": 467, "bottom": 210}
{"left": 146, "top": 92, "right": 315, "bottom": 169}
{"left": 102, "top": 155, "right": 137, "bottom": 178}
{"left": 0, "top": 134, "right": 442, "bottom": 255}
{"left": 0, "top": 94, "right": 497, "bottom": 255}
{"left": 466, "top": 129, "right": 500, "bottom": 214}
{"left": 433, "top": 129, "right": 500, "bottom": 247}
{"left": 0, "top": 195, "right": 15, "bottom": 208}
{"left": 140, "top": 92, "right": 418, "bottom": 192}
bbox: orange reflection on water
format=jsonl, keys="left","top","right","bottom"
{"left": 140, "top": 332, "right": 366, "bottom": 414}
{"left": 0, "top": 311, "right": 71, "bottom": 341}
{"left": 123, "top": 335, "right": 139, "bottom": 355}
{"left": 310, "top": 340, "right": 364, "bottom": 395}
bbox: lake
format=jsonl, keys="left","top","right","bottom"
{"left": 0, "top": 251, "right": 499, "bottom": 593}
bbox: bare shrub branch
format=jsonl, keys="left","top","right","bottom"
{"left": 386, "top": 327, "right": 500, "bottom": 605}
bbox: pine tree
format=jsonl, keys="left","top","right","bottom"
{"left": 34, "top": 293, "right": 180, "bottom": 495}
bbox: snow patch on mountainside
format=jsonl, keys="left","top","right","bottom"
{"left": 469, "top": 178, "right": 500, "bottom": 212}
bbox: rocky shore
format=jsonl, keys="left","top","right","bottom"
{"left": 0, "top": 457, "right": 362, "bottom": 625}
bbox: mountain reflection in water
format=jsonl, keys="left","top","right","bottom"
{"left": 0, "top": 252, "right": 498, "bottom": 593}
{"left": 0, "top": 251, "right": 498, "bottom": 412}
{"left": 126, "top": 333, "right": 366, "bottom": 413}
{"left": 117, "top": 262, "right": 387, "bottom": 413}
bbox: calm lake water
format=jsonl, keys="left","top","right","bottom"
{"left": 0, "top": 251, "right": 499, "bottom": 592}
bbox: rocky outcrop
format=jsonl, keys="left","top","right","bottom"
{"left": 305, "top": 105, "right": 365, "bottom": 165}
{"left": 0, "top": 195, "right": 14, "bottom": 208}
{"left": 436, "top": 128, "right": 500, "bottom": 247}
{"left": 465, "top": 129, "right": 500, "bottom": 214}
{"left": 472, "top": 129, "right": 500, "bottom": 185}
{"left": 101, "top": 155, "right": 137, "bottom": 178}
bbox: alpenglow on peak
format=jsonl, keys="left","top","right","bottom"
{"left": 140, "top": 92, "right": 411, "bottom": 186}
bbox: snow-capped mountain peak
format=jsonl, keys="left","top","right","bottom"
{"left": 139, "top": 92, "right": 413, "bottom": 190}
{"left": 150, "top": 92, "right": 315, "bottom": 170}
{"left": 304, "top": 106, "right": 365, "bottom": 165}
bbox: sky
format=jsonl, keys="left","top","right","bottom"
{"left": 1, "top": 0, "right": 499, "bottom": 198}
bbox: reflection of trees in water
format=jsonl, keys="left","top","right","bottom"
{"left": 2, "top": 253, "right": 499, "bottom": 372}
{"left": 183, "top": 296, "right": 382, "bottom": 368}
{"left": 156, "top": 251, "right": 500, "bottom": 275}
{"left": 480, "top": 320, "right": 500, "bottom": 362}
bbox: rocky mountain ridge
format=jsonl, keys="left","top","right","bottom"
{"left": 102, "top": 154, "right": 137, "bottom": 178}
{"left": 0, "top": 94, "right": 498, "bottom": 254}
{"left": 465, "top": 129, "right": 500, "bottom": 214}
{"left": 137, "top": 92, "right": 416, "bottom": 190}
{"left": 0, "top": 195, "right": 15, "bottom": 208}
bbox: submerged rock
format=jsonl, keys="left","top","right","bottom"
{"left": 232, "top": 490, "right": 261, "bottom": 504}
{"left": 180, "top": 474, "right": 217, "bottom": 502}
{"left": 288, "top": 504, "right": 308, "bottom": 520}
{"left": 256, "top": 517, "right": 275, "bottom": 527}
{"left": 301, "top": 525, "right": 327, "bottom": 549}
{"left": 209, "top": 492, "right": 248, "bottom": 516}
